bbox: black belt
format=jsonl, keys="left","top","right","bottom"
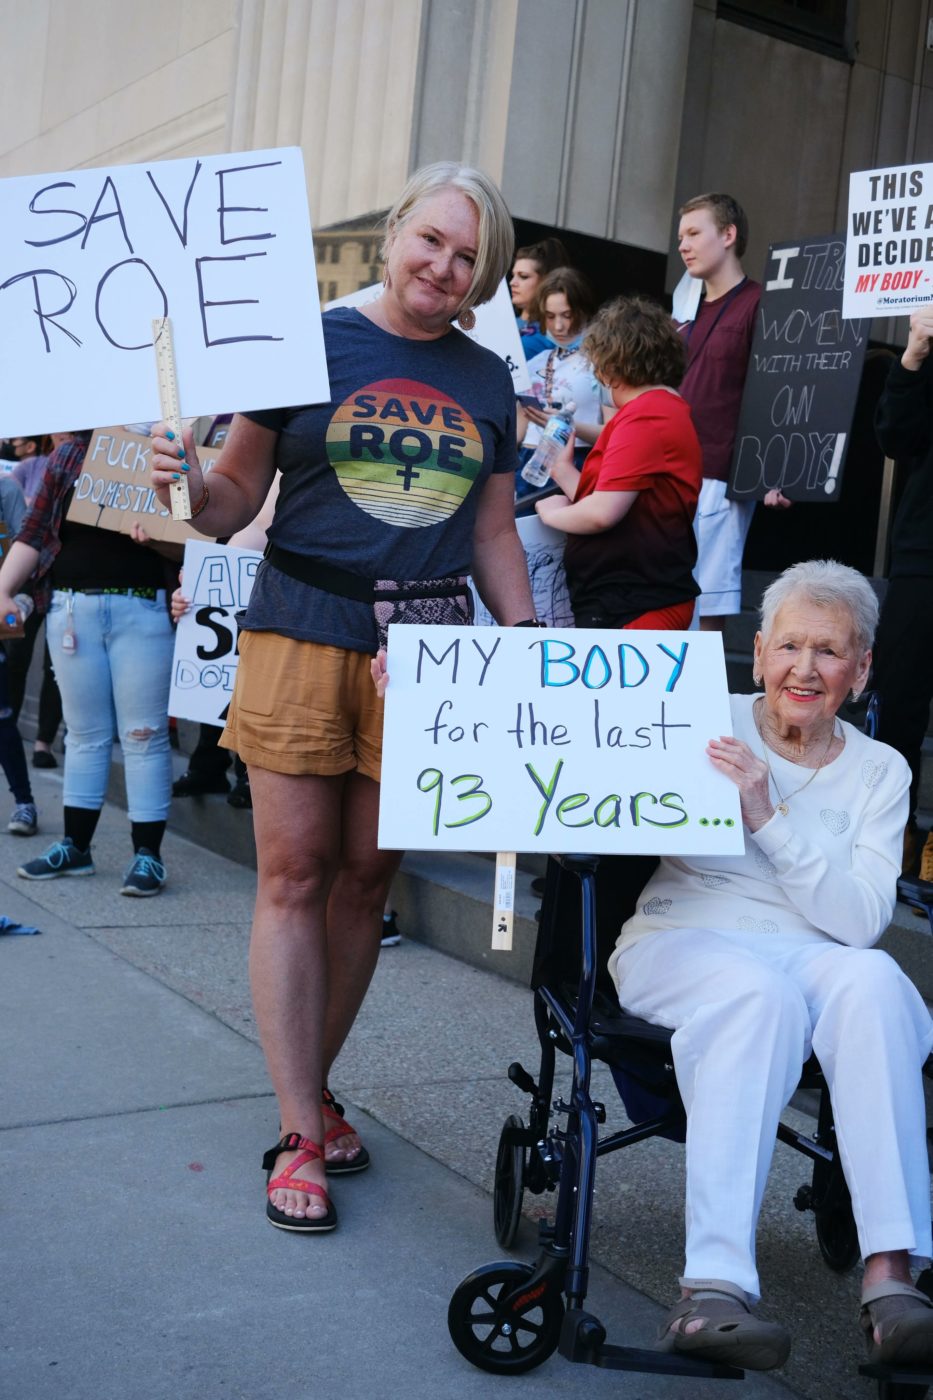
{"left": 264, "top": 545, "right": 466, "bottom": 604}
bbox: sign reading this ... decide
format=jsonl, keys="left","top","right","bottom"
{"left": 842, "top": 162, "right": 933, "bottom": 319}
{"left": 0, "top": 147, "right": 328, "bottom": 436}
{"left": 378, "top": 626, "right": 742, "bottom": 855}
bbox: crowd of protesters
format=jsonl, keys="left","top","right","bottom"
{"left": 1, "top": 166, "right": 932, "bottom": 1367}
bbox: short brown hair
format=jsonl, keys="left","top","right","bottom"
{"left": 533, "top": 267, "right": 598, "bottom": 336}
{"left": 513, "top": 236, "right": 569, "bottom": 277}
{"left": 583, "top": 296, "right": 686, "bottom": 390}
{"left": 679, "top": 192, "right": 749, "bottom": 260}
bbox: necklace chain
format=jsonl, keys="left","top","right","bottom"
{"left": 753, "top": 698, "right": 837, "bottom": 816}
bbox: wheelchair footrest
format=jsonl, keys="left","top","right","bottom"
{"left": 558, "top": 1310, "right": 743, "bottom": 1378}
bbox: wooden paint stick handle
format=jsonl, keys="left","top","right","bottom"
{"left": 152, "top": 316, "right": 191, "bottom": 521}
{"left": 492, "top": 852, "right": 516, "bottom": 951}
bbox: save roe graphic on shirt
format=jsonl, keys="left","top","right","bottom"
{"left": 242, "top": 307, "right": 517, "bottom": 651}
{"left": 328, "top": 378, "right": 485, "bottom": 528}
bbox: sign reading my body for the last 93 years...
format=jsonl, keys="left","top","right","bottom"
{"left": 0, "top": 147, "right": 328, "bottom": 436}
{"left": 842, "top": 162, "right": 933, "bottom": 318}
{"left": 378, "top": 626, "right": 743, "bottom": 855}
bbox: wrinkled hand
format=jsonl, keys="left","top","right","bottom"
{"left": 371, "top": 649, "right": 389, "bottom": 698}
{"left": 170, "top": 570, "right": 190, "bottom": 624}
{"left": 903, "top": 309, "right": 933, "bottom": 371}
{"left": 706, "top": 735, "right": 774, "bottom": 832}
{"left": 149, "top": 421, "right": 203, "bottom": 511}
{"left": 763, "top": 489, "right": 792, "bottom": 509}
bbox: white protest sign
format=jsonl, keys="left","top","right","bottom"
{"left": 169, "top": 539, "right": 262, "bottom": 725}
{"left": 842, "top": 162, "right": 933, "bottom": 318}
{"left": 0, "top": 147, "right": 328, "bottom": 436}
{"left": 327, "top": 278, "right": 531, "bottom": 391}
{"left": 471, "top": 513, "right": 572, "bottom": 628}
{"left": 378, "top": 626, "right": 742, "bottom": 855}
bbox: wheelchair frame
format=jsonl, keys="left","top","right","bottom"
{"left": 447, "top": 850, "right": 933, "bottom": 1398}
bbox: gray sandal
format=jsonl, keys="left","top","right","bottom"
{"left": 658, "top": 1279, "right": 791, "bottom": 1372}
{"left": 860, "top": 1281, "right": 933, "bottom": 1366}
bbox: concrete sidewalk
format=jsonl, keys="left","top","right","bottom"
{"left": 0, "top": 776, "right": 843, "bottom": 1399}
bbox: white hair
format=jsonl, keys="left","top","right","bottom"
{"left": 382, "top": 161, "right": 514, "bottom": 316}
{"left": 759, "top": 559, "right": 879, "bottom": 654}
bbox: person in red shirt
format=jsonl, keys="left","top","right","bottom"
{"left": 536, "top": 295, "right": 702, "bottom": 629}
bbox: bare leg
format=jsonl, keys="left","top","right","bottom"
{"left": 321, "top": 771, "right": 402, "bottom": 1161}
{"left": 249, "top": 767, "right": 343, "bottom": 1221}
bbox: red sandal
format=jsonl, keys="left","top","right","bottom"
{"left": 262, "top": 1133, "right": 338, "bottom": 1232}
{"left": 322, "top": 1087, "right": 371, "bottom": 1176}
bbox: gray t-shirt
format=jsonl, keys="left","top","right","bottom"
{"left": 243, "top": 306, "right": 517, "bottom": 652}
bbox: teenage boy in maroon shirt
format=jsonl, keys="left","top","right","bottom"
{"left": 675, "top": 193, "right": 762, "bottom": 632}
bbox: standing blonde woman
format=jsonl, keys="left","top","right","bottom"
{"left": 151, "top": 162, "right": 535, "bottom": 1233}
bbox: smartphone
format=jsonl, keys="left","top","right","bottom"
{"left": 516, "top": 394, "right": 541, "bottom": 411}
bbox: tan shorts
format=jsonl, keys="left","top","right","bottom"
{"left": 220, "top": 630, "right": 384, "bottom": 780}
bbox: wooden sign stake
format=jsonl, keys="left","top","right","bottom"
{"left": 492, "top": 852, "right": 516, "bottom": 950}
{"left": 152, "top": 316, "right": 191, "bottom": 521}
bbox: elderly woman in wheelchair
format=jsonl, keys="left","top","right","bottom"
{"left": 608, "top": 559, "right": 933, "bottom": 1372}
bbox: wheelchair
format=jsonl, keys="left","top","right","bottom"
{"left": 447, "top": 849, "right": 933, "bottom": 1398}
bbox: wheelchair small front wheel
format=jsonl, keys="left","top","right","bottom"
{"left": 814, "top": 1195, "right": 860, "bottom": 1273}
{"left": 494, "top": 1114, "right": 526, "bottom": 1248}
{"left": 448, "top": 1261, "right": 564, "bottom": 1375}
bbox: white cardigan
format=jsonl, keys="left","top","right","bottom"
{"left": 609, "top": 693, "right": 910, "bottom": 985}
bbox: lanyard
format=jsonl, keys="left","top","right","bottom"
{"left": 683, "top": 277, "right": 747, "bottom": 365}
{"left": 543, "top": 341, "right": 582, "bottom": 402}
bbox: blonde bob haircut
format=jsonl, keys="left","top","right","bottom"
{"left": 382, "top": 161, "right": 515, "bottom": 325}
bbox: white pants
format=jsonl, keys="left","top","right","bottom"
{"left": 693, "top": 478, "right": 755, "bottom": 616}
{"left": 614, "top": 926, "right": 933, "bottom": 1298}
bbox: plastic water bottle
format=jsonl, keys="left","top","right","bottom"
{"left": 520, "top": 401, "right": 576, "bottom": 488}
{"left": 3, "top": 594, "right": 33, "bottom": 627}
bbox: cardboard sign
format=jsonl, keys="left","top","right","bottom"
{"left": 67, "top": 426, "right": 222, "bottom": 541}
{"left": 327, "top": 278, "right": 532, "bottom": 392}
{"left": 378, "top": 626, "right": 742, "bottom": 855}
{"left": 471, "top": 514, "right": 572, "bottom": 627}
{"left": 728, "top": 236, "right": 868, "bottom": 502}
{"left": 0, "top": 147, "right": 328, "bottom": 436}
{"left": 168, "top": 539, "right": 261, "bottom": 724}
{"left": 842, "top": 163, "right": 933, "bottom": 319}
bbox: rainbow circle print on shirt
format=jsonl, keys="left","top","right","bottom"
{"left": 327, "top": 378, "right": 484, "bottom": 528}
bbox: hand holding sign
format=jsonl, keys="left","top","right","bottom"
{"left": 150, "top": 421, "right": 206, "bottom": 520}
{"left": 903, "top": 308, "right": 933, "bottom": 371}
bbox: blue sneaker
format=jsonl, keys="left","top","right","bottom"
{"left": 121, "top": 848, "right": 167, "bottom": 897}
{"left": 18, "top": 837, "right": 94, "bottom": 879}
{"left": 8, "top": 803, "right": 38, "bottom": 836}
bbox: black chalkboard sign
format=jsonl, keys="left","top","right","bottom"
{"left": 727, "top": 235, "right": 868, "bottom": 503}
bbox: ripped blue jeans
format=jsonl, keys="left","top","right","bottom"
{"left": 46, "top": 591, "right": 174, "bottom": 821}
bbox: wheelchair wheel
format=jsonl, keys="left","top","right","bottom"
{"left": 814, "top": 1192, "right": 860, "bottom": 1272}
{"left": 448, "top": 1261, "right": 564, "bottom": 1375}
{"left": 493, "top": 1114, "right": 525, "bottom": 1248}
